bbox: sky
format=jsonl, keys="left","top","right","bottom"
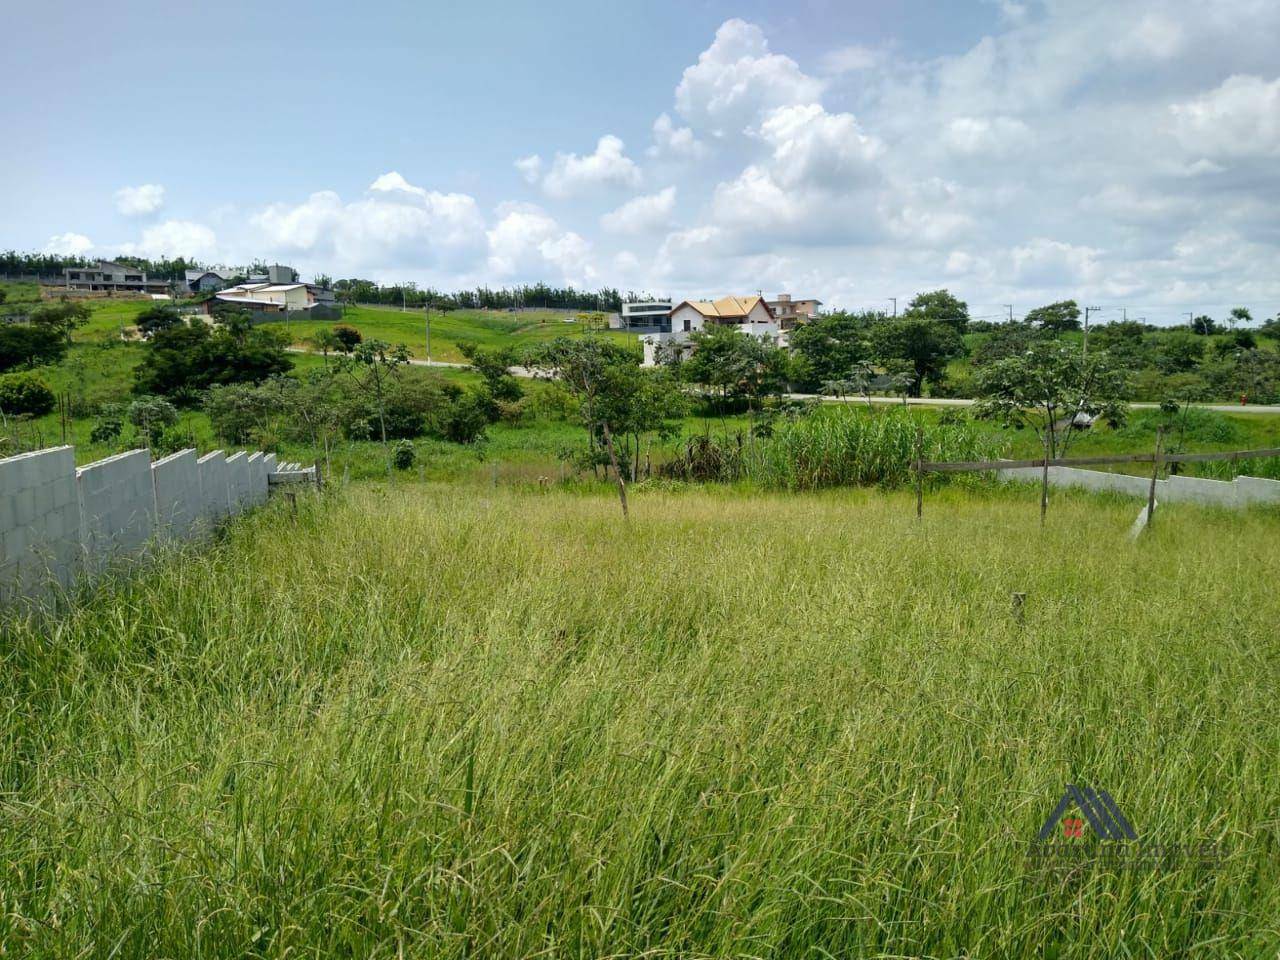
{"left": 4, "top": 0, "right": 1279, "bottom": 324}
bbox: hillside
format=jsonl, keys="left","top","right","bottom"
{"left": 3, "top": 482, "right": 1278, "bottom": 956}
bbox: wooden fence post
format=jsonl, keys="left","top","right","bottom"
{"left": 914, "top": 427, "right": 924, "bottom": 519}
{"left": 1146, "top": 427, "right": 1164, "bottom": 529}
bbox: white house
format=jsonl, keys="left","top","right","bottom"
{"left": 641, "top": 295, "right": 780, "bottom": 366}
{"left": 212, "top": 282, "right": 314, "bottom": 312}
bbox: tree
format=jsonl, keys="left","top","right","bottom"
{"left": 529, "top": 337, "right": 642, "bottom": 517}
{"left": 788, "top": 311, "right": 874, "bottom": 390}
{"left": 135, "top": 304, "right": 182, "bottom": 338}
{"left": 0, "top": 371, "right": 55, "bottom": 417}
{"left": 971, "top": 322, "right": 1047, "bottom": 367}
{"left": 133, "top": 320, "right": 293, "bottom": 402}
{"left": 1191, "top": 315, "right": 1217, "bottom": 336}
{"left": 459, "top": 341, "right": 524, "bottom": 403}
{"left": 903, "top": 290, "right": 970, "bottom": 333}
{"left": 310, "top": 328, "right": 342, "bottom": 365}
{"left": 332, "top": 325, "right": 363, "bottom": 353}
{"left": 127, "top": 396, "right": 179, "bottom": 447}
{"left": 973, "top": 341, "right": 1130, "bottom": 458}
{"left": 680, "top": 326, "right": 790, "bottom": 412}
{"left": 1229, "top": 307, "right": 1253, "bottom": 330}
{"left": 1024, "top": 300, "right": 1081, "bottom": 333}
{"left": 868, "top": 318, "right": 965, "bottom": 396}
{"left": 27, "top": 299, "right": 91, "bottom": 343}
{"left": 336, "top": 339, "right": 410, "bottom": 468}
{"left": 0, "top": 324, "right": 67, "bottom": 372}
{"left": 1155, "top": 331, "right": 1205, "bottom": 373}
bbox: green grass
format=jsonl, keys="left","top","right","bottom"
{"left": 278, "top": 304, "right": 638, "bottom": 363}
{"left": 2, "top": 482, "right": 1278, "bottom": 957}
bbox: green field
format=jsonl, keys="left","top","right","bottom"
{"left": 3, "top": 482, "right": 1278, "bottom": 956}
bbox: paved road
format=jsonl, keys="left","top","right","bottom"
{"left": 285, "top": 349, "right": 1280, "bottom": 415}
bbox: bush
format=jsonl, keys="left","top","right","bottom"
{"left": 89, "top": 413, "right": 124, "bottom": 444}
{"left": 438, "top": 390, "right": 491, "bottom": 444}
{"left": 127, "top": 396, "right": 179, "bottom": 439}
{"left": 333, "top": 325, "right": 363, "bottom": 352}
{"left": 0, "top": 371, "right": 55, "bottom": 417}
{"left": 0, "top": 323, "right": 67, "bottom": 373}
{"left": 391, "top": 440, "right": 416, "bottom": 470}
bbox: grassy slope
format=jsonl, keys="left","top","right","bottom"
{"left": 2, "top": 483, "right": 1278, "bottom": 957}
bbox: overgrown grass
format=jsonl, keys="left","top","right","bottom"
{"left": 662, "top": 406, "right": 999, "bottom": 489}
{"left": 2, "top": 483, "right": 1278, "bottom": 957}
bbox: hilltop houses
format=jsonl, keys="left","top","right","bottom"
{"left": 640, "top": 293, "right": 818, "bottom": 366}
{"left": 63, "top": 261, "right": 170, "bottom": 295}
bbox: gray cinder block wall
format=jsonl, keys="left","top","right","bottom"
{"left": 2, "top": 444, "right": 292, "bottom": 607}
{"left": 152, "top": 449, "right": 202, "bottom": 540}
{"left": 197, "top": 450, "right": 230, "bottom": 523}
{"left": 77, "top": 450, "right": 155, "bottom": 569}
{"left": 247, "top": 452, "right": 268, "bottom": 506}
{"left": 0, "top": 446, "right": 82, "bottom": 603}
{"left": 226, "top": 452, "right": 251, "bottom": 510}
{"left": 997, "top": 462, "right": 1280, "bottom": 509}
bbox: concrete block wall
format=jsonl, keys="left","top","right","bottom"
{"left": 997, "top": 462, "right": 1280, "bottom": 510}
{"left": 152, "top": 449, "right": 202, "bottom": 540}
{"left": 77, "top": 450, "right": 155, "bottom": 569}
{"left": 2, "top": 444, "right": 294, "bottom": 607}
{"left": 197, "top": 450, "right": 230, "bottom": 523}
{"left": 0, "top": 447, "right": 82, "bottom": 603}
{"left": 247, "top": 452, "right": 269, "bottom": 506}
{"left": 226, "top": 452, "right": 251, "bottom": 511}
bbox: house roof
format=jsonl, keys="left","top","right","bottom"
{"left": 673, "top": 295, "right": 768, "bottom": 320}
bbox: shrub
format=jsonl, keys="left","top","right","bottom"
{"left": 438, "top": 391, "right": 491, "bottom": 444}
{"left": 0, "top": 371, "right": 55, "bottom": 417}
{"left": 127, "top": 396, "right": 179, "bottom": 440}
{"left": 0, "top": 323, "right": 67, "bottom": 372}
{"left": 89, "top": 413, "right": 124, "bottom": 444}
{"left": 391, "top": 440, "right": 416, "bottom": 470}
{"left": 333, "top": 325, "right": 363, "bottom": 352}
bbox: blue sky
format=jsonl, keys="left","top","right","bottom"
{"left": 5, "top": 0, "right": 1278, "bottom": 323}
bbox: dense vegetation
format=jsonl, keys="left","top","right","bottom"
{"left": 2, "top": 484, "right": 1277, "bottom": 957}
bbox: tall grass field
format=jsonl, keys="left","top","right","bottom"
{"left": 2, "top": 483, "right": 1279, "bottom": 956}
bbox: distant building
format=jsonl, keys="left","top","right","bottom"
{"left": 184, "top": 268, "right": 239, "bottom": 293}
{"left": 64, "top": 261, "right": 169, "bottom": 295}
{"left": 620, "top": 300, "right": 674, "bottom": 332}
{"left": 767, "top": 293, "right": 822, "bottom": 328}
{"left": 642, "top": 295, "right": 780, "bottom": 366}
{"left": 209, "top": 282, "right": 315, "bottom": 313}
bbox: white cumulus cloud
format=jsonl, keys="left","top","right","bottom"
{"left": 525, "top": 135, "right": 642, "bottom": 199}
{"left": 45, "top": 232, "right": 94, "bottom": 255}
{"left": 114, "top": 184, "right": 165, "bottom": 216}
{"left": 601, "top": 187, "right": 677, "bottom": 235}
{"left": 674, "top": 19, "right": 824, "bottom": 136}
{"left": 486, "top": 202, "right": 594, "bottom": 284}
{"left": 1170, "top": 75, "right": 1280, "bottom": 158}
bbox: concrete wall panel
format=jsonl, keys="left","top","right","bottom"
{"left": 247, "top": 452, "right": 268, "bottom": 506}
{"left": 76, "top": 449, "right": 155, "bottom": 568}
{"left": 225, "top": 452, "right": 251, "bottom": 513}
{"left": 0, "top": 446, "right": 81, "bottom": 603}
{"left": 1163, "top": 474, "right": 1235, "bottom": 506}
{"left": 197, "top": 450, "right": 230, "bottom": 523}
{"left": 152, "top": 449, "right": 201, "bottom": 540}
{"left": 1234, "top": 476, "right": 1280, "bottom": 506}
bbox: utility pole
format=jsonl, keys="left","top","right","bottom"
{"left": 1185, "top": 311, "right": 1194, "bottom": 330}
{"left": 1003, "top": 304, "right": 1013, "bottom": 323}
{"left": 889, "top": 297, "right": 897, "bottom": 317}
{"left": 1083, "top": 306, "right": 1102, "bottom": 356}
{"left": 425, "top": 300, "right": 432, "bottom": 362}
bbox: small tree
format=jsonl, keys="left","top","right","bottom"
{"left": 28, "top": 299, "right": 91, "bottom": 343}
{"left": 127, "top": 396, "right": 180, "bottom": 447}
{"left": 135, "top": 305, "right": 182, "bottom": 338}
{"left": 310, "top": 328, "right": 342, "bottom": 366}
{"left": 1025, "top": 300, "right": 1082, "bottom": 333}
{"left": 529, "top": 337, "right": 640, "bottom": 517}
{"left": 336, "top": 340, "right": 410, "bottom": 469}
{"left": 0, "top": 371, "right": 56, "bottom": 418}
{"left": 869, "top": 318, "right": 965, "bottom": 396}
{"left": 973, "top": 341, "right": 1129, "bottom": 459}
{"left": 1229, "top": 307, "right": 1253, "bottom": 330}
{"left": 333, "top": 325, "right": 363, "bottom": 353}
